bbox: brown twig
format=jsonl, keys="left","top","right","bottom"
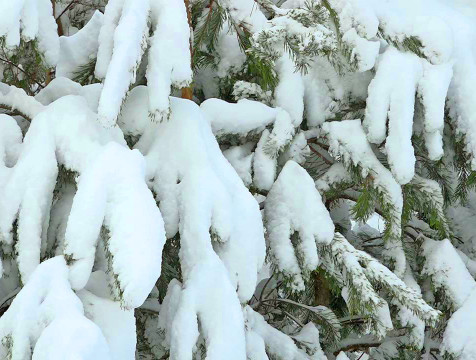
{"left": 0, "top": 57, "right": 45, "bottom": 90}
{"left": 181, "top": 0, "right": 194, "bottom": 100}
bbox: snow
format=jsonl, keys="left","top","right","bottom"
{"left": 336, "top": 352, "right": 350, "bottom": 360}
{"left": 46, "top": 184, "right": 75, "bottom": 257}
{"left": 322, "top": 120, "right": 406, "bottom": 276}
{"left": 223, "top": 144, "right": 254, "bottom": 186}
{"left": 201, "top": 98, "right": 280, "bottom": 137}
{"left": 422, "top": 238, "right": 476, "bottom": 308}
{"left": 341, "top": 28, "right": 380, "bottom": 72}
{"left": 364, "top": 47, "right": 422, "bottom": 184}
{"left": 96, "top": 0, "right": 150, "bottom": 127}
{"left": 418, "top": 62, "right": 453, "bottom": 160}
{"left": 396, "top": 268, "right": 425, "bottom": 349}
{"left": 77, "top": 273, "right": 136, "bottom": 360}
{"left": 0, "top": 0, "right": 59, "bottom": 65}
{"left": 280, "top": 131, "right": 309, "bottom": 166}
{"left": 56, "top": 10, "right": 103, "bottom": 79}
{"left": 147, "top": 0, "right": 192, "bottom": 121}
{"left": 220, "top": 0, "right": 267, "bottom": 32}
{"left": 442, "top": 287, "right": 476, "bottom": 360}
{"left": 94, "top": 0, "right": 125, "bottom": 80}
{"left": 210, "top": 22, "right": 246, "bottom": 78}
{"left": 157, "top": 279, "right": 182, "bottom": 350}
{"left": 64, "top": 141, "right": 165, "bottom": 308}
{"left": 253, "top": 129, "right": 277, "bottom": 191}
{"left": 0, "top": 257, "right": 111, "bottom": 360}
{"left": 170, "top": 259, "right": 247, "bottom": 360}
{"left": 243, "top": 306, "right": 311, "bottom": 360}
{"left": 315, "top": 163, "right": 351, "bottom": 192}
{"left": 0, "top": 110, "right": 57, "bottom": 282}
{"left": 265, "top": 160, "right": 334, "bottom": 290}
{"left": 136, "top": 97, "right": 265, "bottom": 302}
{"left": 0, "top": 94, "right": 165, "bottom": 309}
{"left": 274, "top": 55, "right": 305, "bottom": 126}
{"left": 35, "top": 77, "right": 83, "bottom": 105}
{"left": 117, "top": 85, "right": 151, "bottom": 137}
{"left": 322, "top": 233, "right": 439, "bottom": 337}
{"left": 0, "top": 85, "right": 45, "bottom": 120}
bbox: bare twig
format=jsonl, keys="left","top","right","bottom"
{"left": 0, "top": 57, "right": 45, "bottom": 90}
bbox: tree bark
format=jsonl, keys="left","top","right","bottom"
{"left": 181, "top": 0, "right": 194, "bottom": 100}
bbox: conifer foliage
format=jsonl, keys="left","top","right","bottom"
{"left": 1, "top": 0, "right": 476, "bottom": 359}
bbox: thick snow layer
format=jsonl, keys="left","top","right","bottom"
{"left": 170, "top": 258, "right": 247, "bottom": 360}
{"left": 418, "top": 62, "right": 453, "bottom": 160}
{"left": 137, "top": 97, "right": 265, "bottom": 303}
{"left": 0, "top": 94, "right": 165, "bottom": 309}
{"left": 215, "top": 24, "right": 247, "bottom": 78}
{"left": 422, "top": 238, "right": 476, "bottom": 308}
{"left": 442, "top": 287, "right": 476, "bottom": 360}
{"left": 35, "top": 77, "right": 83, "bottom": 105}
{"left": 253, "top": 129, "right": 278, "bottom": 191}
{"left": 56, "top": 10, "right": 103, "bottom": 79}
{"left": 201, "top": 98, "right": 280, "bottom": 137}
{"left": 265, "top": 161, "right": 334, "bottom": 290}
{"left": 274, "top": 55, "right": 305, "bottom": 126}
{"left": 128, "top": 97, "right": 268, "bottom": 358}
{"left": 147, "top": 0, "right": 192, "bottom": 120}
{"left": 34, "top": 77, "right": 104, "bottom": 112}
{"left": 223, "top": 144, "right": 254, "bottom": 186}
{"left": 0, "top": 0, "right": 59, "bottom": 65}
{"left": 96, "top": 0, "right": 150, "bottom": 127}
{"left": 157, "top": 279, "right": 182, "bottom": 350}
{"left": 365, "top": 47, "right": 436, "bottom": 184}
{"left": 0, "top": 85, "right": 45, "bottom": 120}
{"left": 77, "top": 272, "right": 136, "bottom": 360}
{"left": 334, "top": 0, "right": 476, "bottom": 171}
{"left": 342, "top": 28, "right": 380, "bottom": 72}
{"left": 117, "top": 85, "right": 151, "bottom": 137}
{"left": 0, "top": 110, "right": 57, "bottom": 282}
{"left": 0, "top": 257, "right": 111, "bottom": 360}
{"left": 368, "top": 46, "right": 452, "bottom": 169}
{"left": 64, "top": 141, "right": 165, "bottom": 308}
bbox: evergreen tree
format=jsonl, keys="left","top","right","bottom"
{"left": 0, "top": 0, "right": 476, "bottom": 359}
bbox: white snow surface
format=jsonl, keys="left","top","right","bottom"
{"left": 201, "top": 98, "right": 281, "bottom": 136}
{"left": 77, "top": 272, "right": 136, "bottom": 360}
{"left": 0, "top": 257, "right": 111, "bottom": 360}
{"left": 96, "top": 0, "right": 149, "bottom": 127}
{"left": 265, "top": 161, "right": 334, "bottom": 290}
{"left": 364, "top": 47, "right": 451, "bottom": 184}
{"left": 147, "top": 0, "right": 192, "bottom": 120}
{"left": 136, "top": 97, "right": 266, "bottom": 303}
{"left": 442, "top": 287, "right": 476, "bottom": 360}
{"left": 422, "top": 238, "right": 476, "bottom": 308}
{"left": 56, "top": 10, "right": 103, "bottom": 79}
{"left": 322, "top": 120, "right": 406, "bottom": 276}
{"left": 0, "top": 93, "right": 165, "bottom": 309}
{"left": 0, "top": 0, "right": 59, "bottom": 65}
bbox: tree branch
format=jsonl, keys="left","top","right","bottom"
{"left": 0, "top": 57, "right": 45, "bottom": 90}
